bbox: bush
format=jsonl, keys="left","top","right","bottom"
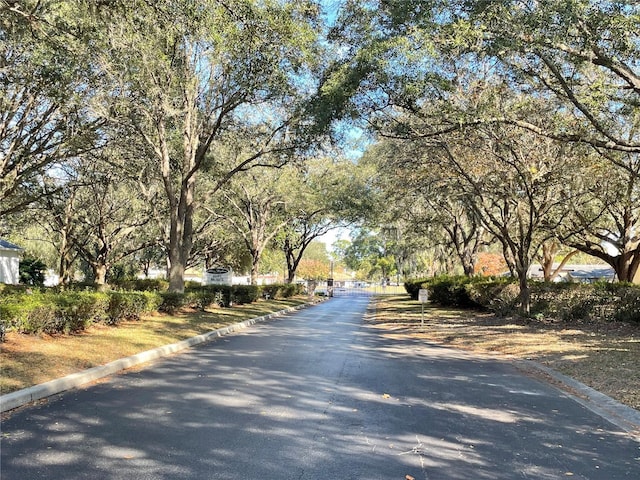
{"left": 55, "top": 292, "right": 110, "bottom": 332}
{"left": 159, "top": 292, "right": 187, "bottom": 314}
{"left": 232, "top": 285, "right": 261, "bottom": 304}
{"left": 185, "top": 285, "right": 231, "bottom": 310}
{"left": 0, "top": 291, "right": 110, "bottom": 334}
{"left": 261, "top": 283, "right": 304, "bottom": 299}
{"left": 404, "top": 275, "right": 518, "bottom": 314}
{"left": 404, "top": 278, "right": 430, "bottom": 300}
{"left": 0, "top": 293, "right": 59, "bottom": 334}
{"left": 111, "top": 278, "right": 169, "bottom": 292}
{"left": 465, "top": 278, "right": 519, "bottom": 316}
{"left": 613, "top": 284, "right": 640, "bottom": 323}
{"left": 427, "top": 276, "right": 480, "bottom": 308}
{"left": 19, "top": 257, "right": 47, "bottom": 286}
{"left": 107, "top": 291, "right": 163, "bottom": 324}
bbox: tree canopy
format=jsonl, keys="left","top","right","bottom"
{"left": 2, "top": 0, "right": 639, "bottom": 299}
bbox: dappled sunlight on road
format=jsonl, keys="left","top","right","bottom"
{"left": 2, "top": 297, "right": 639, "bottom": 479}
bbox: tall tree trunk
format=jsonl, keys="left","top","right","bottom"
{"left": 515, "top": 252, "right": 531, "bottom": 315}
{"left": 518, "top": 271, "right": 530, "bottom": 316}
{"left": 92, "top": 262, "right": 108, "bottom": 290}
{"left": 250, "top": 247, "right": 261, "bottom": 285}
{"left": 611, "top": 251, "right": 640, "bottom": 283}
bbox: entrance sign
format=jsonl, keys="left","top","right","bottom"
{"left": 204, "top": 267, "right": 233, "bottom": 286}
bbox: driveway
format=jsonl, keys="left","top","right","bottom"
{"left": 1, "top": 296, "right": 639, "bottom": 479}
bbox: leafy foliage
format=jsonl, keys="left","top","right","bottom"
{"left": 19, "top": 257, "right": 47, "bottom": 286}
{"left": 406, "top": 274, "right": 640, "bottom": 323}
{"left": 0, "top": 290, "right": 162, "bottom": 336}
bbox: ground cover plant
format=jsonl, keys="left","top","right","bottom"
{"left": 370, "top": 295, "right": 640, "bottom": 411}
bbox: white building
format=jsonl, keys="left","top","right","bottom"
{"left": 0, "top": 239, "right": 23, "bottom": 285}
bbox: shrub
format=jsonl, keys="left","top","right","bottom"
{"left": 111, "top": 278, "right": 169, "bottom": 292}
{"left": 107, "top": 291, "right": 163, "bottom": 324}
{"left": 185, "top": 285, "right": 231, "bottom": 310}
{"left": 405, "top": 275, "right": 518, "bottom": 314}
{"left": 19, "top": 257, "right": 47, "bottom": 286}
{"left": 0, "top": 293, "right": 59, "bottom": 334}
{"left": 404, "top": 278, "right": 430, "bottom": 300}
{"left": 261, "top": 283, "right": 304, "bottom": 299}
{"left": 232, "top": 285, "right": 261, "bottom": 304}
{"left": 427, "top": 276, "right": 479, "bottom": 308}
{"left": 159, "top": 292, "right": 187, "bottom": 314}
{"left": 465, "top": 278, "right": 519, "bottom": 316}
{"left": 54, "top": 292, "right": 110, "bottom": 333}
{"left": 613, "top": 284, "right": 640, "bottom": 323}
{"left": 0, "top": 291, "right": 110, "bottom": 334}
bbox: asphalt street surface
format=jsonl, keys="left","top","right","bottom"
{"left": 1, "top": 296, "right": 639, "bottom": 479}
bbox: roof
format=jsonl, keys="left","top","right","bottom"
{"left": 529, "top": 263, "right": 616, "bottom": 281}
{"left": 0, "top": 239, "right": 23, "bottom": 251}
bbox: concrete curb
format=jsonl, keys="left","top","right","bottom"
{"left": 0, "top": 301, "right": 319, "bottom": 413}
{"left": 519, "top": 360, "right": 640, "bottom": 438}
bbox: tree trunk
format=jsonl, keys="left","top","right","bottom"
{"left": 93, "top": 263, "right": 108, "bottom": 289}
{"left": 168, "top": 247, "right": 186, "bottom": 292}
{"left": 518, "top": 271, "right": 531, "bottom": 316}
{"left": 611, "top": 252, "right": 640, "bottom": 283}
{"left": 250, "top": 249, "right": 260, "bottom": 286}
{"left": 461, "top": 251, "right": 476, "bottom": 276}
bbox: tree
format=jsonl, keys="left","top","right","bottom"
{"left": 455, "top": 0, "right": 640, "bottom": 155}
{"left": 1, "top": 1, "right": 103, "bottom": 218}
{"left": 212, "top": 167, "right": 289, "bottom": 285}
{"left": 557, "top": 151, "right": 640, "bottom": 282}
{"left": 441, "top": 122, "right": 578, "bottom": 313}
{"left": 100, "top": 0, "right": 322, "bottom": 292}
{"left": 325, "top": 1, "right": 639, "bottom": 157}
{"left": 275, "top": 156, "right": 370, "bottom": 283}
{"left": 362, "top": 138, "right": 488, "bottom": 276}
{"left": 35, "top": 152, "right": 154, "bottom": 286}
{"left": 338, "top": 229, "right": 397, "bottom": 281}
{"left": 19, "top": 256, "right": 46, "bottom": 286}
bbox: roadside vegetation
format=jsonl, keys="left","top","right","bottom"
{"left": 404, "top": 276, "right": 640, "bottom": 324}
{"left": 0, "top": 294, "right": 310, "bottom": 395}
{"left": 0, "top": 282, "right": 304, "bottom": 339}
{"left": 1, "top": 2, "right": 638, "bottom": 412}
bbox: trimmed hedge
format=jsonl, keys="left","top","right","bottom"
{"left": 0, "top": 281, "right": 305, "bottom": 339}
{"left": 111, "top": 278, "right": 170, "bottom": 292}
{"left": 405, "top": 274, "right": 640, "bottom": 323}
{"left": 261, "top": 283, "right": 304, "bottom": 299}
{"left": 404, "top": 278, "right": 430, "bottom": 300}
{"left": 163, "top": 283, "right": 304, "bottom": 312}
{"left": 0, "top": 290, "right": 163, "bottom": 335}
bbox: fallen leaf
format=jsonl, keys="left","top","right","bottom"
{"left": 382, "top": 393, "right": 391, "bottom": 399}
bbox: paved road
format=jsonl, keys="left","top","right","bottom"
{"left": 1, "top": 297, "right": 639, "bottom": 479}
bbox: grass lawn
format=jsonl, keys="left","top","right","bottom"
{"left": 0, "top": 297, "right": 310, "bottom": 395}
{"left": 370, "top": 295, "right": 640, "bottom": 411}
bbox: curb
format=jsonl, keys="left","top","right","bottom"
{"left": 0, "top": 301, "right": 319, "bottom": 414}
{"left": 518, "top": 360, "right": 640, "bottom": 438}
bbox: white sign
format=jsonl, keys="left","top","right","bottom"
{"left": 418, "top": 289, "right": 429, "bottom": 303}
{"left": 204, "top": 267, "right": 233, "bottom": 286}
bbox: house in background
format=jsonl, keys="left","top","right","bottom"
{"left": 0, "top": 239, "right": 23, "bottom": 285}
{"left": 528, "top": 263, "right": 616, "bottom": 283}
